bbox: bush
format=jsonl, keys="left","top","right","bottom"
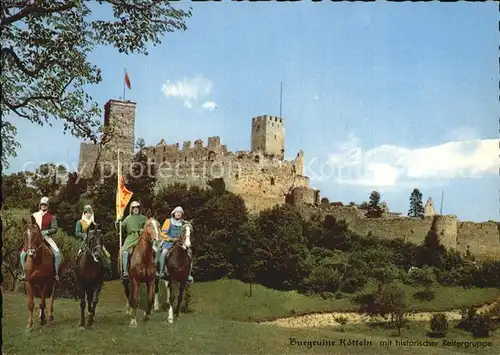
{"left": 300, "top": 266, "right": 342, "bottom": 294}
{"left": 470, "top": 315, "right": 495, "bottom": 338}
{"left": 429, "top": 313, "right": 448, "bottom": 337}
{"left": 456, "top": 306, "right": 478, "bottom": 332}
{"left": 472, "top": 261, "right": 500, "bottom": 288}
{"left": 413, "top": 290, "right": 435, "bottom": 301}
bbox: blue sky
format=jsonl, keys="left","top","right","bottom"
{"left": 6, "top": 2, "right": 498, "bottom": 222}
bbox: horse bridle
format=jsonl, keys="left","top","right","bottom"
{"left": 25, "top": 226, "right": 43, "bottom": 257}
{"left": 141, "top": 219, "right": 160, "bottom": 244}
{"left": 83, "top": 230, "right": 103, "bottom": 263}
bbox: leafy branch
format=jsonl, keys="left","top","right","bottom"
{"left": 1, "top": 0, "right": 192, "bottom": 168}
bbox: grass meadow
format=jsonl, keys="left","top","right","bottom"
{"left": 3, "top": 279, "right": 499, "bottom": 355}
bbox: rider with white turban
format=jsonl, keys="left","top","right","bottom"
{"left": 19, "top": 197, "right": 61, "bottom": 281}
{"left": 158, "top": 206, "right": 194, "bottom": 283}
{"left": 116, "top": 201, "right": 147, "bottom": 280}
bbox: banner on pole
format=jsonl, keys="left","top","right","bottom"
{"left": 116, "top": 175, "right": 133, "bottom": 221}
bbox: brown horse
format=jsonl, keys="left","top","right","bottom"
{"left": 118, "top": 215, "right": 161, "bottom": 327}
{"left": 156, "top": 222, "right": 193, "bottom": 323}
{"left": 76, "top": 223, "right": 105, "bottom": 328}
{"left": 21, "top": 215, "right": 59, "bottom": 333}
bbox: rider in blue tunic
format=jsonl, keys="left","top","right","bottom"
{"left": 157, "top": 206, "right": 194, "bottom": 283}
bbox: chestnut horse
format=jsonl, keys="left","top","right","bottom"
{"left": 118, "top": 215, "right": 161, "bottom": 328}
{"left": 76, "top": 223, "right": 105, "bottom": 328}
{"left": 21, "top": 215, "right": 60, "bottom": 332}
{"left": 154, "top": 222, "right": 193, "bottom": 323}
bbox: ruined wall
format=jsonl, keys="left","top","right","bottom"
{"left": 294, "top": 200, "right": 500, "bottom": 261}
{"left": 458, "top": 222, "right": 500, "bottom": 260}
{"left": 78, "top": 142, "right": 99, "bottom": 179}
{"left": 153, "top": 142, "right": 308, "bottom": 213}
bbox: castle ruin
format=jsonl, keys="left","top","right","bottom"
{"left": 78, "top": 99, "right": 500, "bottom": 261}
{"left": 78, "top": 99, "right": 309, "bottom": 212}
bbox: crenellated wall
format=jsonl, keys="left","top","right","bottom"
{"left": 153, "top": 145, "right": 308, "bottom": 213}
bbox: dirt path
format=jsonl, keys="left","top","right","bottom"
{"left": 259, "top": 298, "right": 499, "bottom": 328}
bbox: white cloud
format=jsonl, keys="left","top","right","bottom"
{"left": 305, "top": 134, "right": 498, "bottom": 188}
{"left": 446, "top": 126, "right": 481, "bottom": 141}
{"left": 202, "top": 101, "right": 218, "bottom": 111}
{"left": 161, "top": 75, "right": 213, "bottom": 108}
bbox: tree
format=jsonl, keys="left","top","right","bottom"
{"left": 50, "top": 172, "right": 89, "bottom": 235}
{"left": 30, "top": 163, "right": 67, "bottom": 197}
{"left": 408, "top": 188, "right": 424, "bottom": 218}
{"left": 135, "top": 137, "right": 146, "bottom": 152}
{"left": 253, "top": 205, "right": 309, "bottom": 290}
{"left": 125, "top": 151, "right": 157, "bottom": 212}
{"left": 366, "top": 191, "right": 382, "bottom": 218}
{"left": 2, "top": 171, "right": 37, "bottom": 208}
{"left": 1, "top": 0, "right": 192, "bottom": 166}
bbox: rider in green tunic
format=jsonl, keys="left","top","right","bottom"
{"left": 116, "top": 201, "right": 147, "bottom": 280}
{"left": 74, "top": 205, "right": 111, "bottom": 272}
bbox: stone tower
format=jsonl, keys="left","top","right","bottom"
{"left": 102, "top": 99, "right": 136, "bottom": 154}
{"left": 84, "top": 99, "right": 137, "bottom": 178}
{"left": 424, "top": 197, "right": 436, "bottom": 217}
{"left": 251, "top": 115, "right": 285, "bottom": 160}
{"left": 78, "top": 99, "right": 137, "bottom": 179}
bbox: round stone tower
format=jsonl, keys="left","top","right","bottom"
{"left": 433, "top": 215, "right": 458, "bottom": 249}
{"left": 290, "top": 186, "right": 318, "bottom": 206}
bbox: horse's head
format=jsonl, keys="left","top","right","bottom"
{"left": 142, "top": 210, "right": 161, "bottom": 244}
{"left": 179, "top": 222, "right": 193, "bottom": 250}
{"left": 21, "top": 215, "right": 43, "bottom": 257}
{"left": 87, "top": 225, "right": 103, "bottom": 259}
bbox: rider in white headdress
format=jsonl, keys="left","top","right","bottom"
{"left": 75, "top": 205, "right": 111, "bottom": 271}
{"left": 157, "top": 206, "right": 194, "bottom": 282}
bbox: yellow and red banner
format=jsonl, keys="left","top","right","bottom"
{"left": 116, "top": 175, "right": 133, "bottom": 221}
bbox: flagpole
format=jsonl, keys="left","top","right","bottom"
{"left": 123, "top": 68, "right": 126, "bottom": 101}
{"left": 280, "top": 81, "right": 283, "bottom": 118}
{"left": 118, "top": 149, "right": 123, "bottom": 248}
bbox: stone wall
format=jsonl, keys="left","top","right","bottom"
{"left": 294, "top": 202, "right": 500, "bottom": 261}
{"left": 153, "top": 143, "right": 308, "bottom": 213}
{"left": 458, "top": 222, "right": 500, "bottom": 260}
{"left": 78, "top": 142, "right": 99, "bottom": 179}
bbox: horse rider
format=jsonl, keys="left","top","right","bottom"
{"left": 116, "top": 201, "right": 147, "bottom": 280}
{"left": 74, "top": 205, "right": 111, "bottom": 272}
{"left": 19, "top": 196, "right": 61, "bottom": 281}
{"left": 158, "top": 206, "right": 194, "bottom": 283}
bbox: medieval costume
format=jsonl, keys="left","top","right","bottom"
{"left": 116, "top": 201, "right": 147, "bottom": 280}
{"left": 19, "top": 197, "right": 60, "bottom": 281}
{"left": 74, "top": 205, "right": 111, "bottom": 270}
{"left": 158, "top": 206, "right": 194, "bottom": 282}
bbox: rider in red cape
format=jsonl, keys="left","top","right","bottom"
{"left": 19, "top": 196, "right": 61, "bottom": 281}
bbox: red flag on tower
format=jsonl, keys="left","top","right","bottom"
{"left": 124, "top": 71, "right": 131, "bottom": 89}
